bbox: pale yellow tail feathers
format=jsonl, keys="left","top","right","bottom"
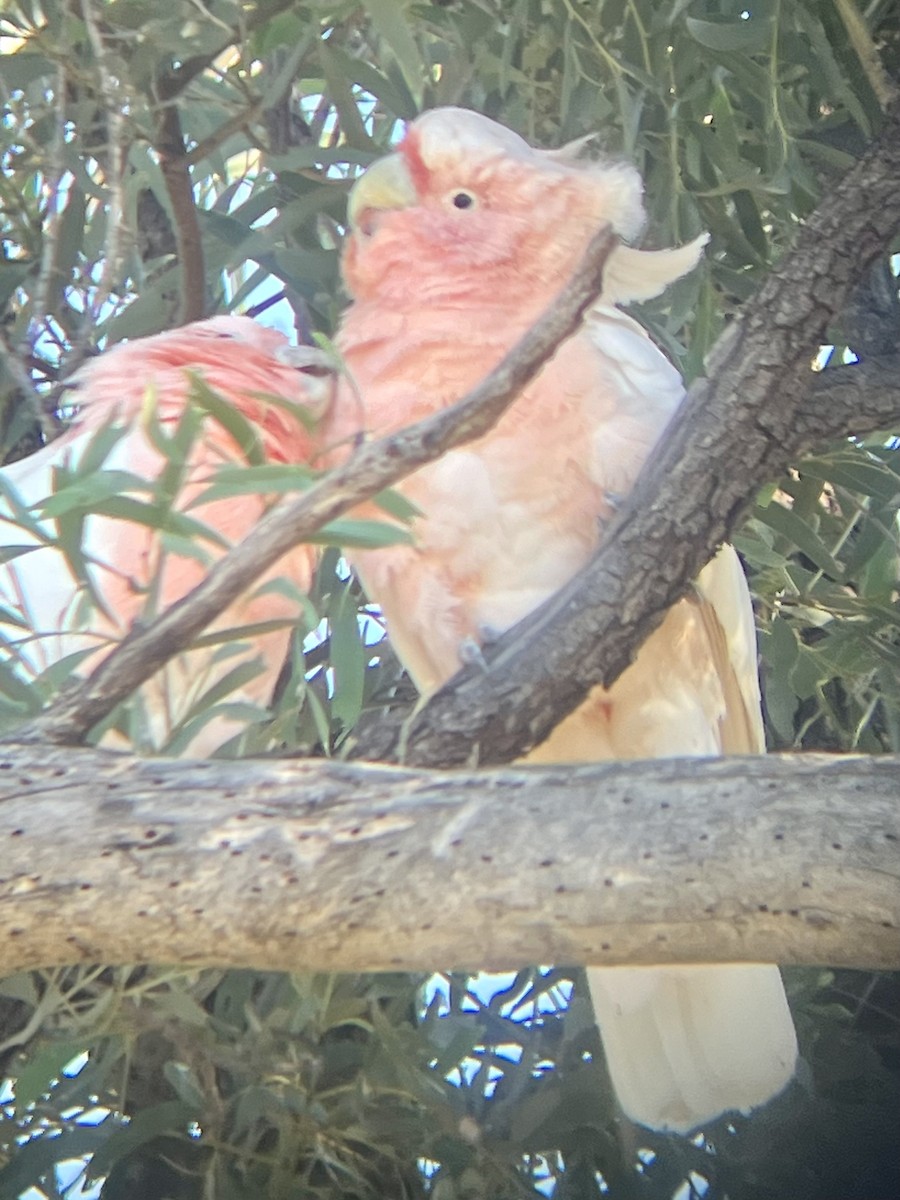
{"left": 587, "top": 963, "right": 798, "bottom": 1133}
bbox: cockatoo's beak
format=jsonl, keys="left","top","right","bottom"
{"left": 348, "top": 153, "right": 416, "bottom": 235}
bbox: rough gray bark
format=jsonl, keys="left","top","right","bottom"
{"left": 1, "top": 742, "right": 898, "bottom": 974}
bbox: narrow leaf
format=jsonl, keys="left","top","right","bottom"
{"left": 312, "top": 519, "right": 412, "bottom": 548}
{"left": 85, "top": 1101, "right": 198, "bottom": 1183}
{"left": 754, "top": 501, "right": 845, "bottom": 579}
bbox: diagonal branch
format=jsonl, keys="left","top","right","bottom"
{"left": 363, "top": 103, "right": 900, "bottom": 768}
{"left": 10, "top": 229, "right": 618, "bottom": 747}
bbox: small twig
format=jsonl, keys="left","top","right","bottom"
{"left": 142, "top": 0, "right": 304, "bottom": 325}
{"left": 186, "top": 0, "right": 235, "bottom": 35}
{"left": 177, "top": 100, "right": 266, "bottom": 167}
{"left": 80, "top": 0, "right": 127, "bottom": 323}
{"left": 21, "top": 63, "right": 68, "bottom": 440}
{"left": 246, "top": 291, "right": 287, "bottom": 320}
{"left": 28, "top": 64, "right": 67, "bottom": 334}
{"left": 12, "top": 227, "right": 617, "bottom": 746}
{"left": 833, "top": 0, "right": 897, "bottom": 108}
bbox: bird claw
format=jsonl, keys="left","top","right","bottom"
{"left": 458, "top": 636, "right": 489, "bottom": 673}
{"left": 478, "top": 623, "right": 502, "bottom": 645}
{"left": 598, "top": 492, "right": 623, "bottom": 535}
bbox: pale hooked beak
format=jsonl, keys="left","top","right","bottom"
{"left": 347, "top": 152, "right": 417, "bottom": 235}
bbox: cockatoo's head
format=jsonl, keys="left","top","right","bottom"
{"left": 343, "top": 108, "right": 645, "bottom": 303}
{"left": 343, "top": 107, "right": 706, "bottom": 312}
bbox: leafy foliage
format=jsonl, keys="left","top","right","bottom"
{"left": 1, "top": 0, "right": 899, "bottom": 1197}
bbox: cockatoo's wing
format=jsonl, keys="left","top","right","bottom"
{"left": 694, "top": 545, "right": 767, "bottom": 755}
{"left": 1, "top": 317, "right": 332, "bottom": 754}
{"left": 343, "top": 305, "right": 687, "bottom": 699}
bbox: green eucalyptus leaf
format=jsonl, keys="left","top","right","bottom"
{"left": 13, "top": 1040, "right": 89, "bottom": 1117}
{"left": 187, "top": 462, "right": 317, "bottom": 507}
{"left": 312, "top": 518, "right": 412, "bottom": 548}
{"left": 36, "top": 469, "right": 152, "bottom": 518}
{"left": 0, "top": 1126, "right": 110, "bottom": 1195}
{"left": 362, "top": 0, "right": 424, "bottom": 104}
{"left": 754, "top": 500, "right": 846, "bottom": 580}
{"left": 184, "top": 374, "right": 265, "bottom": 466}
{"left": 328, "top": 583, "right": 366, "bottom": 730}
{"left": 85, "top": 1101, "right": 199, "bottom": 1183}
{"left": 0, "top": 543, "right": 38, "bottom": 564}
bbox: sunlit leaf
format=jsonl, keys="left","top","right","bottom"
{"left": 13, "top": 1040, "right": 89, "bottom": 1117}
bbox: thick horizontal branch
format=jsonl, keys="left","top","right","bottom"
{"left": 0, "top": 743, "right": 898, "bottom": 974}
{"left": 376, "top": 103, "right": 900, "bottom": 768}
{"left": 14, "top": 228, "right": 616, "bottom": 747}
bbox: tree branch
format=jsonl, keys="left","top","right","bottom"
{"left": 0, "top": 741, "right": 897, "bottom": 974}
{"left": 146, "top": 10, "right": 302, "bottom": 324}
{"left": 178, "top": 107, "right": 265, "bottom": 168}
{"left": 367, "top": 102, "right": 900, "bottom": 768}
{"left": 797, "top": 355, "right": 900, "bottom": 433}
{"left": 156, "top": 102, "right": 207, "bottom": 325}
{"left": 80, "top": 0, "right": 126, "bottom": 325}
{"left": 11, "top": 229, "right": 618, "bottom": 747}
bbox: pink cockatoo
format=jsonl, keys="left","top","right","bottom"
{"left": 0, "top": 316, "right": 332, "bottom": 755}
{"left": 330, "top": 108, "right": 798, "bottom": 1133}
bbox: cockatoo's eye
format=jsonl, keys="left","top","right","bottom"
{"left": 447, "top": 190, "right": 477, "bottom": 210}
